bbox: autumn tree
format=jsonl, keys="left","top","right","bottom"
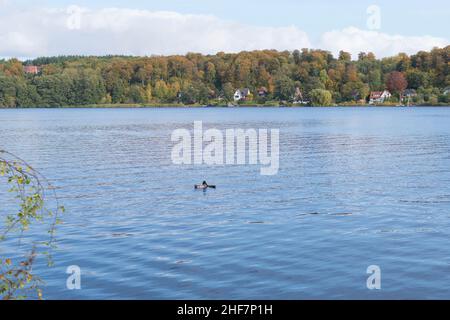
{"left": 0, "top": 45, "right": 448, "bottom": 107}
{"left": 386, "top": 71, "right": 408, "bottom": 100}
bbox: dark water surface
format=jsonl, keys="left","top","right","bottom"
{"left": 1, "top": 107, "right": 449, "bottom": 299}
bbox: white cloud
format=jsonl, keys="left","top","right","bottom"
{"left": 0, "top": 6, "right": 447, "bottom": 59}
{"left": 320, "top": 27, "right": 448, "bottom": 58}
{"left": 0, "top": 6, "right": 311, "bottom": 58}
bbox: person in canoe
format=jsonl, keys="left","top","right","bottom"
{"left": 195, "top": 181, "right": 216, "bottom": 189}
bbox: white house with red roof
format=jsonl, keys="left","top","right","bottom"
{"left": 369, "top": 90, "right": 392, "bottom": 104}
{"left": 23, "top": 65, "right": 41, "bottom": 75}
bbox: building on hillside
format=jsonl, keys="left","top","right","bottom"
{"left": 402, "top": 89, "right": 417, "bottom": 106}
{"left": 257, "top": 87, "right": 268, "bottom": 97}
{"left": 293, "top": 87, "right": 307, "bottom": 104}
{"left": 369, "top": 90, "right": 391, "bottom": 104}
{"left": 402, "top": 89, "right": 417, "bottom": 99}
{"left": 24, "top": 65, "right": 41, "bottom": 75}
{"left": 443, "top": 87, "right": 450, "bottom": 95}
{"left": 403, "top": 89, "right": 417, "bottom": 97}
{"left": 234, "top": 88, "right": 251, "bottom": 102}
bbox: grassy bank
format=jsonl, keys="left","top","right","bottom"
{"left": 1, "top": 102, "right": 449, "bottom": 109}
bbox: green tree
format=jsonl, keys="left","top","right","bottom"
{"left": 405, "top": 69, "right": 429, "bottom": 89}
{"left": 310, "top": 89, "right": 333, "bottom": 106}
{"left": 72, "top": 70, "right": 106, "bottom": 105}
{"left": 1, "top": 150, "right": 64, "bottom": 299}
{"left": 222, "top": 82, "right": 235, "bottom": 102}
{"left": 129, "top": 85, "right": 146, "bottom": 103}
{"left": 110, "top": 79, "right": 127, "bottom": 103}
{"left": 338, "top": 51, "right": 352, "bottom": 62}
{"left": 342, "top": 81, "right": 370, "bottom": 101}
{"left": 274, "top": 74, "right": 295, "bottom": 101}
{"left": 180, "top": 84, "right": 199, "bottom": 104}
{"left": 154, "top": 80, "right": 169, "bottom": 101}
{"left": 0, "top": 76, "right": 18, "bottom": 107}
{"left": 0, "top": 46, "right": 447, "bottom": 107}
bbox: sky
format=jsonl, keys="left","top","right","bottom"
{"left": 0, "top": 0, "right": 448, "bottom": 59}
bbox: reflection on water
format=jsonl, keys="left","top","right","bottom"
{"left": 1, "top": 107, "right": 450, "bottom": 299}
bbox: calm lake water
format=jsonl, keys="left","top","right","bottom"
{"left": 1, "top": 107, "right": 450, "bottom": 299}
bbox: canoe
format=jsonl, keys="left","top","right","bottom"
{"left": 194, "top": 185, "right": 216, "bottom": 189}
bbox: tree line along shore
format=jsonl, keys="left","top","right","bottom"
{"left": 0, "top": 46, "right": 449, "bottom": 108}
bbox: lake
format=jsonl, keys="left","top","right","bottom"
{"left": 1, "top": 107, "right": 450, "bottom": 299}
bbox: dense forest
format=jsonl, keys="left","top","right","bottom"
{"left": 0, "top": 46, "right": 449, "bottom": 107}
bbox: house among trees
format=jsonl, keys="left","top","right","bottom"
{"left": 234, "top": 88, "right": 251, "bottom": 102}
{"left": 369, "top": 90, "right": 392, "bottom": 104}
{"left": 402, "top": 89, "right": 417, "bottom": 105}
{"left": 257, "top": 87, "right": 268, "bottom": 98}
{"left": 444, "top": 87, "right": 450, "bottom": 95}
{"left": 402, "top": 89, "right": 417, "bottom": 99}
{"left": 23, "top": 65, "right": 41, "bottom": 75}
{"left": 0, "top": 46, "right": 447, "bottom": 108}
{"left": 176, "top": 91, "right": 183, "bottom": 102}
{"left": 293, "top": 87, "right": 307, "bottom": 104}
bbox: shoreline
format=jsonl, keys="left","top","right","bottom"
{"left": 1, "top": 103, "right": 449, "bottom": 109}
